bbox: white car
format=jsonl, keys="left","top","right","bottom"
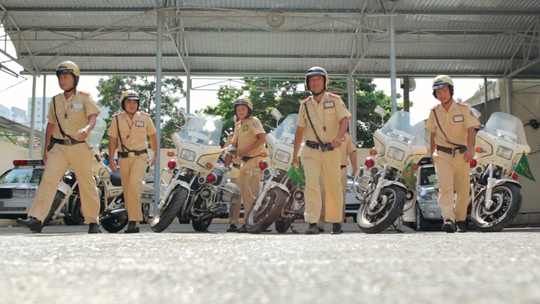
{"left": 0, "top": 159, "right": 44, "bottom": 219}
{"left": 402, "top": 163, "right": 442, "bottom": 231}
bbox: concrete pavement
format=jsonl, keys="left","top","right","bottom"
{"left": 1, "top": 222, "right": 539, "bottom": 304}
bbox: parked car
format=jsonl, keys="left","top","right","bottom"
{"left": 0, "top": 159, "right": 44, "bottom": 219}
{"left": 402, "top": 161, "right": 442, "bottom": 231}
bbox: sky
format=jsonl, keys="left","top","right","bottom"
{"left": 0, "top": 71, "right": 487, "bottom": 123}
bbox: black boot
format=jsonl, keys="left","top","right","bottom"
{"left": 88, "top": 223, "right": 100, "bottom": 234}
{"left": 331, "top": 223, "right": 342, "bottom": 235}
{"left": 17, "top": 217, "right": 43, "bottom": 233}
{"left": 305, "top": 223, "right": 319, "bottom": 235}
{"left": 124, "top": 221, "right": 140, "bottom": 233}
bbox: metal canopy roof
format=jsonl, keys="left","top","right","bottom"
{"left": 1, "top": 0, "right": 540, "bottom": 79}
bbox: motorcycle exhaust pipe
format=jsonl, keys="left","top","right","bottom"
{"left": 99, "top": 208, "right": 127, "bottom": 221}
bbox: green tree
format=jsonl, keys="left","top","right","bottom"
{"left": 96, "top": 76, "right": 186, "bottom": 148}
{"left": 202, "top": 76, "right": 397, "bottom": 149}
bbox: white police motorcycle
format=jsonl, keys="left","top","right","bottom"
{"left": 151, "top": 113, "right": 240, "bottom": 232}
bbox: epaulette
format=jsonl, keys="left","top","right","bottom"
{"left": 299, "top": 97, "right": 310, "bottom": 105}
{"left": 79, "top": 91, "right": 90, "bottom": 95}
{"left": 329, "top": 92, "right": 340, "bottom": 98}
{"left": 112, "top": 112, "right": 121, "bottom": 117}
{"left": 457, "top": 101, "right": 469, "bottom": 106}
{"left": 430, "top": 104, "right": 439, "bottom": 111}
{"left": 141, "top": 112, "right": 151, "bottom": 116}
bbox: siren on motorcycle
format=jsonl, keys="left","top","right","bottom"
{"left": 364, "top": 157, "right": 375, "bottom": 169}
{"left": 167, "top": 159, "right": 177, "bottom": 169}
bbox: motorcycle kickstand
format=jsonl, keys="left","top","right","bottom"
{"left": 289, "top": 221, "right": 300, "bottom": 234}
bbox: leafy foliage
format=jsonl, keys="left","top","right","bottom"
{"left": 96, "top": 76, "right": 186, "bottom": 148}
{"left": 202, "top": 76, "right": 400, "bottom": 148}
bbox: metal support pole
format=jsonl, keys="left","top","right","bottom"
{"left": 505, "top": 78, "right": 512, "bottom": 114}
{"left": 389, "top": 17, "right": 397, "bottom": 114}
{"left": 29, "top": 75, "right": 37, "bottom": 158}
{"left": 483, "top": 77, "right": 489, "bottom": 124}
{"left": 403, "top": 76, "right": 410, "bottom": 112}
{"left": 347, "top": 76, "right": 357, "bottom": 145}
{"left": 41, "top": 75, "right": 47, "bottom": 151}
{"left": 153, "top": 7, "right": 164, "bottom": 213}
{"left": 186, "top": 76, "right": 191, "bottom": 113}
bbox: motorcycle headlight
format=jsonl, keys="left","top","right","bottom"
{"left": 274, "top": 149, "right": 291, "bottom": 164}
{"left": 180, "top": 149, "right": 196, "bottom": 162}
{"left": 12, "top": 188, "right": 36, "bottom": 198}
{"left": 388, "top": 147, "right": 405, "bottom": 161}
{"left": 496, "top": 145, "right": 513, "bottom": 160}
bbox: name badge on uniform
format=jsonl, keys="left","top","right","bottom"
{"left": 72, "top": 103, "right": 83, "bottom": 109}
{"left": 243, "top": 124, "right": 249, "bottom": 131}
{"left": 135, "top": 121, "right": 144, "bottom": 127}
{"left": 453, "top": 115, "right": 464, "bottom": 122}
{"left": 324, "top": 101, "right": 335, "bottom": 108}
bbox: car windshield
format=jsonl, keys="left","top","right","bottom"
{"left": 0, "top": 168, "right": 44, "bottom": 184}
{"left": 419, "top": 166, "right": 437, "bottom": 186}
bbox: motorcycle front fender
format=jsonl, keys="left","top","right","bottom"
{"left": 160, "top": 179, "right": 190, "bottom": 204}
{"left": 57, "top": 181, "right": 71, "bottom": 196}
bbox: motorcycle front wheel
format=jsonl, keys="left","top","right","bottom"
{"left": 151, "top": 187, "right": 189, "bottom": 233}
{"left": 245, "top": 188, "right": 288, "bottom": 234}
{"left": 357, "top": 185, "right": 406, "bottom": 234}
{"left": 471, "top": 182, "right": 522, "bottom": 232}
{"left": 43, "top": 191, "right": 65, "bottom": 226}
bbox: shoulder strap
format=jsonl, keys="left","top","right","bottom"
{"left": 115, "top": 115, "right": 131, "bottom": 152}
{"left": 52, "top": 96, "right": 75, "bottom": 140}
{"left": 304, "top": 102, "right": 326, "bottom": 150}
{"left": 433, "top": 109, "right": 464, "bottom": 148}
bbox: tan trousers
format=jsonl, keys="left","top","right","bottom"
{"left": 318, "top": 166, "right": 347, "bottom": 228}
{"left": 236, "top": 157, "right": 262, "bottom": 223}
{"left": 302, "top": 147, "right": 343, "bottom": 224}
{"left": 118, "top": 154, "right": 147, "bottom": 222}
{"left": 433, "top": 150, "right": 471, "bottom": 221}
{"left": 228, "top": 167, "right": 241, "bottom": 225}
{"left": 29, "top": 143, "right": 100, "bottom": 224}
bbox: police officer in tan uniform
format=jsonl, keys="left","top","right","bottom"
{"left": 108, "top": 90, "right": 158, "bottom": 233}
{"left": 17, "top": 61, "right": 101, "bottom": 233}
{"left": 292, "top": 66, "right": 351, "bottom": 235}
{"left": 225, "top": 97, "right": 266, "bottom": 233}
{"left": 426, "top": 75, "right": 479, "bottom": 233}
{"left": 223, "top": 131, "right": 242, "bottom": 232}
{"left": 317, "top": 131, "right": 357, "bottom": 231}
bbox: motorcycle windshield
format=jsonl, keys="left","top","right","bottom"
{"left": 380, "top": 110, "right": 426, "bottom": 147}
{"left": 483, "top": 112, "right": 528, "bottom": 146}
{"left": 176, "top": 114, "right": 223, "bottom": 146}
{"left": 270, "top": 114, "right": 298, "bottom": 145}
{"left": 90, "top": 117, "right": 107, "bottom": 149}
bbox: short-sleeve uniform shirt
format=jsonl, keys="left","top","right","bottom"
{"left": 296, "top": 92, "right": 352, "bottom": 143}
{"left": 47, "top": 91, "right": 100, "bottom": 139}
{"left": 426, "top": 101, "right": 479, "bottom": 147}
{"left": 340, "top": 132, "right": 356, "bottom": 166}
{"left": 108, "top": 111, "right": 157, "bottom": 151}
{"left": 232, "top": 116, "right": 266, "bottom": 157}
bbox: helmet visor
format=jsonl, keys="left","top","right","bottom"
{"left": 432, "top": 83, "right": 451, "bottom": 90}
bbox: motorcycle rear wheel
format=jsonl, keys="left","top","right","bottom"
{"left": 192, "top": 217, "right": 213, "bottom": 232}
{"left": 245, "top": 188, "right": 288, "bottom": 234}
{"left": 274, "top": 219, "right": 290, "bottom": 233}
{"left": 471, "top": 182, "right": 522, "bottom": 232}
{"left": 101, "top": 211, "right": 128, "bottom": 233}
{"left": 151, "top": 187, "right": 188, "bottom": 233}
{"left": 357, "top": 185, "right": 406, "bottom": 234}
